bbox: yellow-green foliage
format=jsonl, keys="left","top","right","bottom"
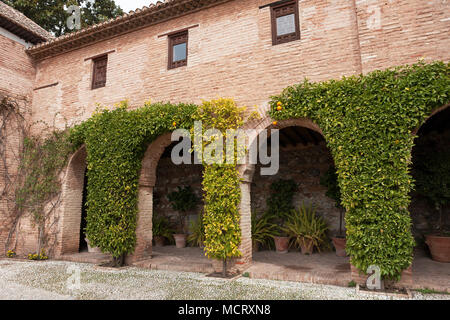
{"left": 193, "top": 98, "right": 246, "bottom": 261}
{"left": 270, "top": 61, "right": 450, "bottom": 279}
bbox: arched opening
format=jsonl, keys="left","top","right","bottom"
{"left": 240, "top": 118, "right": 351, "bottom": 286}
{"left": 130, "top": 133, "right": 211, "bottom": 272}
{"left": 409, "top": 105, "right": 450, "bottom": 291}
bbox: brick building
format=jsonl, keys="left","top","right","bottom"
{"left": 0, "top": 0, "right": 449, "bottom": 285}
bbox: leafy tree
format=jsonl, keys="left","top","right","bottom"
{"left": 6, "top": 0, "right": 123, "bottom": 37}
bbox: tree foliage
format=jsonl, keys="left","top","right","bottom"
{"left": 6, "top": 0, "right": 123, "bottom": 36}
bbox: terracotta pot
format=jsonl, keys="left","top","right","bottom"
{"left": 252, "top": 242, "right": 259, "bottom": 253}
{"left": 85, "top": 238, "right": 101, "bottom": 253}
{"left": 173, "top": 234, "right": 188, "bottom": 248}
{"left": 154, "top": 235, "right": 165, "bottom": 247}
{"left": 425, "top": 235, "right": 450, "bottom": 263}
{"left": 273, "top": 236, "right": 289, "bottom": 253}
{"left": 332, "top": 237, "right": 347, "bottom": 257}
{"left": 300, "top": 238, "right": 314, "bottom": 255}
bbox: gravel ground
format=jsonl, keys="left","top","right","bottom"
{"left": 0, "top": 259, "right": 448, "bottom": 300}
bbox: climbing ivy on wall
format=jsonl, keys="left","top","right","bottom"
{"left": 269, "top": 61, "right": 450, "bottom": 279}
{"left": 192, "top": 98, "right": 246, "bottom": 276}
{"left": 70, "top": 101, "right": 197, "bottom": 264}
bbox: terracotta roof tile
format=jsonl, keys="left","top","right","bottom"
{"left": 0, "top": 0, "right": 53, "bottom": 43}
{"left": 26, "top": 0, "right": 231, "bottom": 60}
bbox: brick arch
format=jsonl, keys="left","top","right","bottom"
{"left": 56, "top": 145, "right": 87, "bottom": 257}
{"left": 127, "top": 132, "right": 174, "bottom": 263}
{"left": 237, "top": 117, "right": 325, "bottom": 268}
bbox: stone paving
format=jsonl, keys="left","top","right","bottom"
{"left": 55, "top": 246, "right": 449, "bottom": 293}
{"left": 1, "top": 259, "right": 448, "bottom": 300}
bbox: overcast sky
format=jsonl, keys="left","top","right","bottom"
{"left": 115, "top": 0, "right": 158, "bottom": 13}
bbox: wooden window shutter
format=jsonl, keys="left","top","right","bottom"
{"left": 91, "top": 55, "right": 108, "bottom": 89}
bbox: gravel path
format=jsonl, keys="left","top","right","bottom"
{"left": 0, "top": 259, "right": 448, "bottom": 300}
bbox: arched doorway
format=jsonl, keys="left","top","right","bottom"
{"left": 239, "top": 118, "right": 351, "bottom": 286}
{"left": 129, "top": 133, "right": 209, "bottom": 272}
{"left": 57, "top": 146, "right": 87, "bottom": 256}
{"left": 409, "top": 104, "right": 450, "bottom": 292}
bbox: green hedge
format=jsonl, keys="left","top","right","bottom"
{"left": 70, "top": 101, "right": 197, "bottom": 259}
{"left": 269, "top": 61, "right": 450, "bottom": 278}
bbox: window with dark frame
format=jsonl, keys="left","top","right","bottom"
{"left": 91, "top": 55, "right": 108, "bottom": 89}
{"left": 168, "top": 31, "right": 188, "bottom": 69}
{"left": 271, "top": 0, "right": 300, "bottom": 45}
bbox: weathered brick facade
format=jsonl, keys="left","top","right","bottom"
{"left": 0, "top": 0, "right": 449, "bottom": 277}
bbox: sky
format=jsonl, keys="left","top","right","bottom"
{"left": 115, "top": 0, "right": 158, "bottom": 13}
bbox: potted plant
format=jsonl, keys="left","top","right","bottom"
{"left": 251, "top": 211, "right": 277, "bottom": 252}
{"left": 320, "top": 166, "right": 347, "bottom": 257}
{"left": 284, "top": 203, "right": 330, "bottom": 255}
{"left": 413, "top": 148, "right": 450, "bottom": 263}
{"left": 152, "top": 214, "right": 174, "bottom": 247}
{"left": 187, "top": 213, "right": 205, "bottom": 248}
{"left": 167, "top": 186, "right": 199, "bottom": 248}
{"left": 266, "top": 179, "right": 297, "bottom": 253}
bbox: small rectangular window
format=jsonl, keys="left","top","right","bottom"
{"left": 91, "top": 55, "right": 108, "bottom": 89}
{"left": 168, "top": 31, "right": 188, "bottom": 69}
{"left": 271, "top": 1, "right": 300, "bottom": 45}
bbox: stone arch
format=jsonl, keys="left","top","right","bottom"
{"left": 56, "top": 145, "right": 87, "bottom": 257}
{"left": 127, "top": 133, "right": 174, "bottom": 263}
{"left": 237, "top": 117, "right": 326, "bottom": 266}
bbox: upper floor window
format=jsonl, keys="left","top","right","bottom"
{"left": 91, "top": 55, "right": 108, "bottom": 89}
{"left": 168, "top": 31, "right": 188, "bottom": 69}
{"left": 271, "top": 0, "right": 300, "bottom": 45}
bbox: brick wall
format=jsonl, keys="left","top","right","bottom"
{"left": 0, "top": 31, "right": 36, "bottom": 255}
{"left": 30, "top": 0, "right": 449, "bottom": 134}
{"left": 252, "top": 141, "right": 343, "bottom": 235}
{"left": 0, "top": 31, "right": 35, "bottom": 103}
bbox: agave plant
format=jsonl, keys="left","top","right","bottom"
{"left": 187, "top": 214, "right": 206, "bottom": 247}
{"left": 252, "top": 211, "right": 277, "bottom": 250}
{"left": 284, "top": 203, "right": 330, "bottom": 254}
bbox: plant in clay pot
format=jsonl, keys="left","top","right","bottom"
{"left": 284, "top": 203, "right": 330, "bottom": 255}
{"left": 152, "top": 213, "right": 174, "bottom": 247}
{"left": 167, "top": 186, "right": 199, "bottom": 248}
{"left": 266, "top": 179, "right": 297, "bottom": 253}
{"left": 413, "top": 146, "right": 450, "bottom": 263}
{"left": 320, "top": 165, "right": 347, "bottom": 256}
{"left": 251, "top": 211, "right": 277, "bottom": 252}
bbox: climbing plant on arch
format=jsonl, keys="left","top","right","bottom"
{"left": 269, "top": 61, "right": 450, "bottom": 279}
{"left": 69, "top": 101, "right": 197, "bottom": 264}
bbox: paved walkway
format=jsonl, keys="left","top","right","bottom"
{"left": 55, "top": 247, "right": 449, "bottom": 293}
{"left": 0, "top": 259, "right": 448, "bottom": 300}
